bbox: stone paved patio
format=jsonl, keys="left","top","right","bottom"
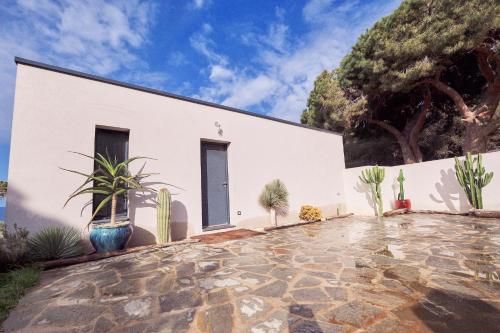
{"left": 3, "top": 214, "right": 500, "bottom": 333}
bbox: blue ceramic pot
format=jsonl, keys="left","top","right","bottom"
{"left": 90, "top": 222, "right": 133, "bottom": 253}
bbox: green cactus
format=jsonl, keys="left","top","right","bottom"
{"left": 359, "top": 165, "right": 385, "bottom": 217}
{"left": 454, "top": 152, "right": 493, "bottom": 209}
{"left": 397, "top": 169, "right": 405, "bottom": 201}
{"left": 156, "top": 188, "right": 172, "bottom": 244}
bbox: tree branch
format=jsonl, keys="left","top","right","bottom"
{"left": 476, "top": 47, "right": 495, "bottom": 83}
{"left": 407, "top": 87, "right": 431, "bottom": 162}
{"left": 366, "top": 119, "right": 417, "bottom": 164}
{"left": 423, "top": 79, "right": 475, "bottom": 122}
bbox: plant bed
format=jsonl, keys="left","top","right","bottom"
{"left": 37, "top": 238, "right": 199, "bottom": 270}
{"left": 191, "top": 229, "right": 265, "bottom": 244}
{"left": 382, "top": 208, "right": 500, "bottom": 218}
{"left": 264, "top": 213, "right": 353, "bottom": 231}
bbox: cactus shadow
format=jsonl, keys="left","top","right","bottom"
{"left": 354, "top": 181, "right": 377, "bottom": 216}
{"left": 391, "top": 177, "right": 399, "bottom": 208}
{"left": 171, "top": 200, "right": 188, "bottom": 241}
{"left": 127, "top": 189, "right": 157, "bottom": 246}
{"left": 429, "top": 168, "right": 469, "bottom": 213}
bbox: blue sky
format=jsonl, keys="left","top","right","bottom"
{"left": 0, "top": 0, "right": 401, "bottom": 183}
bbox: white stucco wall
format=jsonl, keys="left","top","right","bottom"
{"left": 344, "top": 151, "right": 500, "bottom": 215}
{"left": 6, "top": 63, "right": 346, "bottom": 245}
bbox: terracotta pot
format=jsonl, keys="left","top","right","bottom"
{"left": 395, "top": 199, "right": 411, "bottom": 209}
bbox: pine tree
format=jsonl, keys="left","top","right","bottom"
{"left": 339, "top": 0, "right": 500, "bottom": 155}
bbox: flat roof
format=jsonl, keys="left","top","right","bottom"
{"left": 14, "top": 57, "right": 340, "bottom": 136}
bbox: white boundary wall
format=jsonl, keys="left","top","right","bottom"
{"left": 344, "top": 151, "right": 500, "bottom": 215}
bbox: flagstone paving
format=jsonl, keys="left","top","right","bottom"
{"left": 3, "top": 214, "right": 500, "bottom": 333}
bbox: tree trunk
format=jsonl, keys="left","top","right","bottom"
{"left": 270, "top": 208, "right": 277, "bottom": 226}
{"left": 425, "top": 49, "right": 500, "bottom": 154}
{"left": 462, "top": 123, "right": 498, "bottom": 154}
{"left": 368, "top": 88, "right": 430, "bottom": 165}
{"left": 368, "top": 119, "right": 419, "bottom": 164}
{"left": 110, "top": 194, "right": 117, "bottom": 225}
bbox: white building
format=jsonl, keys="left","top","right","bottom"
{"left": 6, "top": 58, "right": 346, "bottom": 246}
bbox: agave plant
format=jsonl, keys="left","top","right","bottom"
{"left": 28, "top": 227, "right": 85, "bottom": 261}
{"left": 61, "top": 152, "right": 155, "bottom": 226}
{"left": 259, "top": 179, "right": 289, "bottom": 226}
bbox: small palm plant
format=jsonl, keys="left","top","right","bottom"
{"left": 259, "top": 179, "right": 289, "bottom": 226}
{"left": 62, "top": 152, "right": 155, "bottom": 227}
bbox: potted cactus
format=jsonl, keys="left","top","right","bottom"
{"left": 454, "top": 152, "right": 493, "bottom": 210}
{"left": 395, "top": 169, "right": 411, "bottom": 209}
{"left": 359, "top": 165, "right": 385, "bottom": 217}
{"left": 62, "top": 152, "right": 155, "bottom": 252}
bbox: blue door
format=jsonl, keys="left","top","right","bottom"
{"left": 201, "top": 142, "right": 230, "bottom": 228}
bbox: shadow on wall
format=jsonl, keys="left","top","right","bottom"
{"left": 128, "top": 189, "right": 157, "bottom": 246}
{"left": 354, "top": 181, "right": 377, "bottom": 216}
{"left": 429, "top": 168, "right": 469, "bottom": 213}
{"left": 128, "top": 190, "right": 189, "bottom": 244}
{"left": 6, "top": 184, "right": 190, "bottom": 249}
{"left": 5, "top": 185, "right": 95, "bottom": 253}
{"left": 171, "top": 200, "right": 188, "bottom": 241}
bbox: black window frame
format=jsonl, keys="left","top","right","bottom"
{"left": 92, "top": 127, "right": 130, "bottom": 222}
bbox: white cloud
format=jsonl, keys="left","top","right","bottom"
{"left": 0, "top": 0, "right": 159, "bottom": 143}
{"left": 222, "top": 75, "right": 279, "bottom": 109}
{"left": 189, "top": 28, "right": 228, "bottom": 65}
{"left": 168, "top": 51, "right": 189, "bottom": 66}
{"left": 192, "top": 0, "right": 210, "bottom": 10}
{"left": 191, "top": 0, "right": 401, "bottom": 122}
{"left": 303, "top": 0, "right": 334, "bottom": 22}
{"left": 209, "top": 65, "right": 234, "bottom": 82}
{"left": 202, "top": 23, "right": 213, "bottom": 34}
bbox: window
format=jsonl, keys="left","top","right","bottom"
{"left": 93, "top": 127, "right": 129, "bottom": 221}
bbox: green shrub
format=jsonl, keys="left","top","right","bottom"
{"left": 299, "top": 205, "right": 322, "bottom": 222}
{"left": 28, "top": 227, "right": 85, "bottom": 261}
{"left": 0, "top": 224, "right": 30, "bottom": 271}
{"left": 0, "top": 266, "right": 40, "bottom": 325}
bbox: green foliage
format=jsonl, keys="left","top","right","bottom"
{"left": 156, "top": 188, "right": 172, "bottom": 244}
{"left": 0, "top": 181, "right": 6, "bottom": 199}
{"left": 61, "top": 152, "right": 156, "bottom": 226}
{"left": 28, "top": 227, "right": 85, "bottom": 261}
{"left": 0, "top": 266, "right": 40, "bottom": 325}
{"left": 303, "top": 0, "right": 499, "bottom": 165}
{"left": 359, "top": 166, "right": 385, "bottom": 217}
{"left": 259, "top": 179, "right": 289, "bottom": 216}
{"left": 301, "top": 70, "right": 366, "bottom": 131}
{"left": 339, "top": 0, "right": 498, "bottom": 94}
{"left": 0, "top": 224, "right": 30, "bottom": 270}
{"left": 454, "top": 153, "right": 493, "bottom": 209}
{"left": 299, "top": 205, "right": 322, "bottom": 222}
{"left": 397, "top": 169, "right": 405, "bottom": 201}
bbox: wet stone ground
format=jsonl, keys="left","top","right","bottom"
{"left": 3, "top": 214, "right": 500, "bottom": 333}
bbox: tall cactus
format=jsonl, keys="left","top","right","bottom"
{"left": 359, "top": 165, "right": 385, "bottom": 217}
{"left": 156, "top": 188, "right": 172, "bottom": 244}
{"left": 454, "top": 153, "right": 493, "bottom": 209}
{"left": 397, "top": 169, "right": 405, "bottom": 200}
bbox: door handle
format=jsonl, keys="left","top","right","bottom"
{"left": 222, "top": 182, "right": 228, "bottom": 186}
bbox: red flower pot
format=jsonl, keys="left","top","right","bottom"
{"left": 395, "top": 199, "right": 411, "bottom": 209}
